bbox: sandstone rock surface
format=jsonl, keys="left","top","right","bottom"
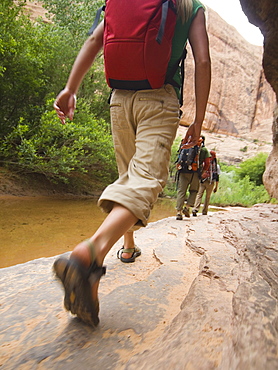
{"left": 24, "top": 0, "right": 47, "bottom": 21}
{"left": 1, "top": 205, "right": 277, "bottom": 369}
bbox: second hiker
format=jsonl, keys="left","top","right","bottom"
{"left": 192, "top": 150, "right": 220, "bottom": 216}
{"left": 175, "top": 135, "right": 210, "bottom": 219}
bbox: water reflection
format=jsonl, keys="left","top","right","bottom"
{"left": 0, "top": 196, "right": 176, "bottom": 268}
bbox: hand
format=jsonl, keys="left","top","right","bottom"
{"left": 53, "top": 88, "right": 76, "bottom": 125}
{"left": 201, "top": 172, "right": 208, "bottom": 179}
{"left": 181, "top": 122, "right": 202, "bottom": 148}
{"left": 213, "top": 187, "right": 218, "bottom": 193}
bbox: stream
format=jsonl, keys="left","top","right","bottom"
{"left": 0, "top": 196, "right": 177, "bottom": 268}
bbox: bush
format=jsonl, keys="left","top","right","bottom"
{"left": 0, "top": 99, "right": 117, "bottom": 185}
{"left": 0, "top": 0, "right": 112, "bottom": 188}
{"left": 235, "top": 152, "right": 268, "bottom": 186}
{"left": 210, "top": 171, "right": 271, "bottom": 206}
{"left": 42, "top": 0, "right": 111, "bottom": 122}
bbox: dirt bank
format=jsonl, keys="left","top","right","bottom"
{"left": 0, "top": 167, "right": 102, "bottom": 197}
{"left": 0, "top": 131, "right": 272, "bottom": 198}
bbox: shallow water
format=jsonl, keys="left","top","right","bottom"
{"left": 0, "top": 196, "right": 176, "bottom": 268}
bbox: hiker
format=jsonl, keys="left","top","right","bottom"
{"left": 53, "top": 0, "right": 211, "bottom": 326}
{"left": 175, "top": 135, "right": 210, "bottom": 219}
{"left": 192, "top": 150, "right": 220, "bottom": 216}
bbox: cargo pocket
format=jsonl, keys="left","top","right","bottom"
{"left": 150, "top": 135, "right": 172, "bottom": 185}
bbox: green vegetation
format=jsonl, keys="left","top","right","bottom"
{"left": 240, "top": 145, "right": 248, "bottom": 152}
{"left": 235, "top": 152, "right": 268, "bottom": 186}
{"left": 1, "top": 98, "right": 117, "bottom": 184}
{"left": 164, "top": 138, "right": 276, "bottom": 206}
{"left": 1, "top": 0, "right": 75, "bottom": 137}
{"left": 210, "top": 152, "right": 272, "bottom": 206}
{"left": 0, "top": 0, "right": 113, "bottom": 191}
{"left": 209, "top": 171, "right": 271, "bottom": 206}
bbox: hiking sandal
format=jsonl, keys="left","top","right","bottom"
{"left": 53, "top": 240, "right": 106, "bottom": 327}
{"left": 117, "top": 246, "right": 141, "bottom": 263}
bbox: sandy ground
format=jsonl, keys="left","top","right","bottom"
{"left": 177, "top": 128, "right": 272, "bottom": 164}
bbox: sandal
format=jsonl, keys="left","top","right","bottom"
{"left": 53, "top": 240, "right": 106, "bottom": 326}
{"left": 117, "top": 246, "right": 141, "bottom": 263}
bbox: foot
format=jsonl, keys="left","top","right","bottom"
{"left": 182, "top": 207, "right": 190, "bottom": 218}
{"left": 176, "top": 213, "right": 183, "bottom": 220}
{"left": 192, "top": 210, "right": 197, "bottom": 217}
{"left": 53, "top": 240, "right": 106, "bottom": 326}
{"left": 70, "top": 240, "right": 101, "bottom": 302}
{"left": 117, "top": 246, "right": 141, "bottom": 263}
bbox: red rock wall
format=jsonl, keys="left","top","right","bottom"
{"left": 239, "top": 0, "right": 278, "bottom": 199}
{"left": 180, "top": 8, "right": 276, "bottom": 143}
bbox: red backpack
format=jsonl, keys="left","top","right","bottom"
{"left": 89, "top": 0, "right": 179, "bottom": 90}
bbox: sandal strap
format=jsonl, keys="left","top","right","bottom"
{"left": 117, "top": 246, "right": 135, "bottom": 259}
{"left": 121, "top": 248, "right": 136, "bottom": 254}
{"left": 87, "top": 261, "right": 106, "bottom": 284}
{"left": 84, "top": 239, "right": 106, "bottom": 282}
{"left": 117, "top": 246, "right": 141, "bottom": 260}
{"left": 86, "top": 238, "right": 96, "bottom": 262}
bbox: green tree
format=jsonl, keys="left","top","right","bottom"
{"left": 0, "top": 0, "right": 76, "bottom": 137}
{"left": 42, "top": 0, "right": 111, "bottom": 122}
{"left": 42, "top": 0, "right": 104, "bottom": 40}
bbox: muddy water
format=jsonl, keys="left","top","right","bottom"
{"left": 0, "top": 196, "right": 176, "bottom": 268}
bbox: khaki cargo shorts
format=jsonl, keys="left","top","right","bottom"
{"left": 98, "top": 84, "right": 180, "bottom": 227}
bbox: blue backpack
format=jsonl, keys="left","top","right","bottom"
{"left": 177, "top": 145, "right": 200, "bottom": 172}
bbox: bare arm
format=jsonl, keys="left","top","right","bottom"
{"left": 54, "top": 21, "right": 104, "bottom": 124}
{"left": 182, "top": 9, "right": 211, "bottom": 147}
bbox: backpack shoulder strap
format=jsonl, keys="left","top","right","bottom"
{"left": 165, "top": 48, "right": 187, "bottom": 106}
{"left": 88, "top": 5, "right": 106, "bottom": 35}
{"left": 179, "top": 49, "right": 187, "bottom": 106}
{"left": 157, "top": 0, "right": 177, "bottom": 44}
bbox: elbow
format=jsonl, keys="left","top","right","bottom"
{"left": 195, "top": 57, "right": 211, "bottom": 70}
{"left": 86, "top": 34, "right": 103, "bottom": 50}
{"left": 86, "top": 21, "right": 104, "bottom": 50}
{"left": 195, "top": 58, "right": 211, "bottom": 83}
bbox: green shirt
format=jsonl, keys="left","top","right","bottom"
{"left": 199, "top": 146, "right": 210, "bottom": 167}
{"left": 166, "top": 0, "right": 205, "bottom": 98}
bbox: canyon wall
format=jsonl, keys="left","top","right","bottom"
{"left": 239, "top": 0, "right": 278, "bottom": 199}
{"left": 180, "top": 7, "right": 276, "bottom": 143}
